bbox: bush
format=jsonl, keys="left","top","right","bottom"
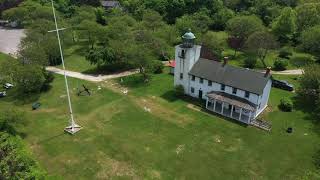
{"left": 279, "top": 98, "right": 293, "bottom": 112}
{"left": 41, "top": 70, "right": 54, "bottom": 91}
{"left": 273, "top": 59, "right": 288, "bottom": 71}
{"left": 244, "top": 56, "right": 257, "bottom": 69}
{"left": 152, "top": 61, "right": 164, "bottom": 74}
{"left": 290, "top": 54, "right": 314, "bottom": 67}
{"left": 174, "top": 85, "right": 185, "bottom": 97}
{"left": 278, "top": 47, "right": 293, "bottom": 59}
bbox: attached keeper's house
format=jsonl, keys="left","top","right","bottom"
{"left": 174, "top": 30, "right": 272, "bottom": 125}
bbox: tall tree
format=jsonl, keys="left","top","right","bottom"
{"left": 300, "top": 25, "right": 320, "bottom": 60}
{"left": 245, "top": 31, "right": 278, "bottom": 67}
{"left": 226, "top": 15, "right": 264, "bottom": 57}
{"left": 272, "top": 7, "right": 297, "bottom": 43}
{"left": 296, "top": 3, "right": 320, "bottom": 32}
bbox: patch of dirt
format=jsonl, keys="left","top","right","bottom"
{"left": 187, "top": 104, "right": 201, "bottom": 112}
{"left": 213, "top": 135, "right": 222, "bottom": 143}
{"left": 96, "top": 151, "right": 139, "bottom": 179}
{"left": 176, "top": 144, "right": 185, "bottom": 155}
{"left": 225, "top": 138, "right": 243, "bottom": 152}
{"left": 148, "top": 169, "right": 161, "bottom": 179}
{"left": 134, "top": 97, "right": 195, "bottom": 127}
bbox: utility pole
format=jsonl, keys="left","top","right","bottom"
{"left": 49, "top": 0, "right": 81, "bottom": 134}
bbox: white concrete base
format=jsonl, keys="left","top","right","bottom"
{"left": 64, "top": 124, "right": 82, "bottom": 135}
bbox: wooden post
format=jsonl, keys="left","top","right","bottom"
{"left": 221, "top": 102, "right": 224, "bottom": 114}
{"left": 248, "top": 111, "right": 252, "bottom": 124}
{"left": 230, "top": 105, "right": 234, "bottom": 118}
{"left": 206, "top": 97, "right": 208, "bottom": 109}
{"left": 213, "top": 99, "right": 216, "bottom": 112}
{"left": 239, "top": 108, "right": 243, "bottom": 121}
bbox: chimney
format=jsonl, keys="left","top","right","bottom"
{"left": 223, "top": 56, "right": 228, "bottom": 66}
{"left": 265, "top": 67, "right": 271, "bottom": 77}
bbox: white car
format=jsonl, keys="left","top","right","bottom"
{"left": 0, "top": 91, "right": 6, "bottom": 97}
{"left": 4, "top": 83, "right": 14, "bottom": 89}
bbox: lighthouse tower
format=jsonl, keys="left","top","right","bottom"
{"left": 174, "top": 29, "right": 202, "bottom": 94}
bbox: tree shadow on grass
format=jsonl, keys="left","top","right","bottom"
{"left": 161, "top": 91, "right": 248, "bottom": 128}
{"left": 81, "top": 63, "right": 133, "bottom": 75}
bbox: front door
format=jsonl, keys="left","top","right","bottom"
{"left": 199, "top": 90, "right": 203, "bottom": 99}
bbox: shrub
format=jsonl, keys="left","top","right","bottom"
{"left": 290, "top": 54, "right": 314, "bottom": 67}
{"left": 244, "top": 56, "right": 257, "bottom": 69}
{"left": 152, "top": 61, "right": 164, "bottom": 74}
{"left": 278, "top": 47, "right": 293, "bottom": 59}
{"left": 279, "top": 97, "right": 293, "bottom": 112}
{"left": 273, "top": 59, "right": 288, "bottom": 71}
{"left": 174, "top": 85, "right": 185, "bottom": 97}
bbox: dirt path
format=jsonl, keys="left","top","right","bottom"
{"left": 258, "top": 69, "right": 304, "bottom": 75}
{"left": 46, "top": 66, "right": 139, "bottom": 82}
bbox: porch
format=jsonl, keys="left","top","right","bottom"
{"left": 205, "top": 91, "right": 257, "bottom": 124}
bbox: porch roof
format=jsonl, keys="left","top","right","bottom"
{"left": 206, "top": 91, "right": 257, "bottom": 111}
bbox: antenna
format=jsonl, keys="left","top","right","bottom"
{"left": 49, "top": 0, "right": 81, "bottom": 134}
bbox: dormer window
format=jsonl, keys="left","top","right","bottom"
{"left": 232, "top": 88, "right": 237, "bottom": 94}
{"left": 245, "top": 91, "right": 250, "bottom": 98}
{"left": 220, "top": 84, "right": 225, "bottom": 91}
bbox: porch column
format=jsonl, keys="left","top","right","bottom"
{"left": 248, "top": 111, "right": 252, "bottom": 123}
{"left": 239, "top": 108, "right": 243, "bottom": 121}
{"left": 221, "top": 102, "right": 224, "bottom": 114}
{"left": 230, "top": 105, "right": 234, "bottom": 118}
{"left": 213, "top": 99, "right": 216, "bottom": 111}
{"left": 206, "top": 97, "right": 209, "bottom": 109}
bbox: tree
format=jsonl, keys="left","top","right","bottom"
{"left": 244, "top": 31, "right": 278, "bottom": 67}
{"left": 0, "top": 109, "right": 24, "bottom": 135}
{"left": 226, "top": 15, "right": 264, "bottom": 57}
{"left": 17, "top": 42, "right": 48, "bottom": 66}
{"left": 212, "top": 8, "right": 234, "bottom": 30}
{"left": 175, "top": 11, "right": 212, "bottom": 35}
{"left": 0, "top": 132, "right": 46, "bottom": 179}
{"left": 296, "top": 3, "right": 320, "bottom": 32}
{"left": 78, "top": 20, "right": 103, "bottom": 49}
{"left": 298, "top": 64, "right": 320, "bottom": 106}
{"left": 272, "top": 7, "right": 297, "bottom": 43}
{"left": 142, "top": 9, "right": 164, "bottom": 32}
{"left": 201, "top": 31, "right": 227, "bottom": 58}
{"left": 300, "top": 25, "right": 320, "bottom": 59}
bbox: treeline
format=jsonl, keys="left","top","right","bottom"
{"left": 0, "top": 0, "right": 23, "bottom": 17}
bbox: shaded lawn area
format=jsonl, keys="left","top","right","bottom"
{"left": 1, "top": 70, "right": 319, "bottom": 179}
{"left": 0, "top": 52, "right": 14, "bottom": 62}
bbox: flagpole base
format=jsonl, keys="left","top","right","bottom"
{"left": 64, "top": 124, "right": 82, "bottom": 135}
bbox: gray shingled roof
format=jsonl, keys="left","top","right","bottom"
{"left": 189, "top": 58, "right": 270, "bottom": 95}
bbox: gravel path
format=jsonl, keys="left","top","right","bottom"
{"left": 46, "top": 66, "right": 139, "bottom": 82}
{"left": 258, "top": 69, "right": 304, "bottom": 75}
{"left": 0, "top": 27, "right": 25, "bottom": 56}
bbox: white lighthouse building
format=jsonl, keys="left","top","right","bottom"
{"left": 174, "top": 30, "right": 272, "bottom": 125}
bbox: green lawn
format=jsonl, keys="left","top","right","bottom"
{"left": 0, "top": 69, "right": 319, "bottom": 179}
{"left": 0, "top": 52, "right": 14, "bottom": 62}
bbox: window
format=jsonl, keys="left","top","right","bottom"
{"left": 245, "top": 91, "right": 250, "bottom": 98}
{"left": 191, "top": 75, "right": 195, "bottom": 81}
{"left": 179, "top": 50, "right": 185, "bottom": 58}
{"left": 200, "top": 78, "right": 204, "bottom": 84}
{"left": 180, "top": 73, "right": 183, "bottom": 80}
{"left": 191, "top": 87, "right": 195, "bottom": 93}
{"left": 220, "top": 84, "right": 225, "bottom": 91}
{"left": 232, "top": 88, "right": 237, "bottom": 94}
{"left": 208, "top": 80, "right": 212, "bottom": 86}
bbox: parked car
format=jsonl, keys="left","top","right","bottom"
{"left": 272, "top": 79, "right": 294, "bottom": 91}
{"left": 3, "top": 83, "right": 14, "bottom": 89}
{"left": 0, "top": 91, "right": 6, "bottom": 98}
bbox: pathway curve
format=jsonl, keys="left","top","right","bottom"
{"left": 257, "top": 69, "right": 304, "bottom": 75}
{"left": 46, "top": 66, "right": 139, "bottom": 82}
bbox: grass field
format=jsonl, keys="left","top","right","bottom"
{"left": 0, "top": 68, "right": 319, "bottom": 179}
